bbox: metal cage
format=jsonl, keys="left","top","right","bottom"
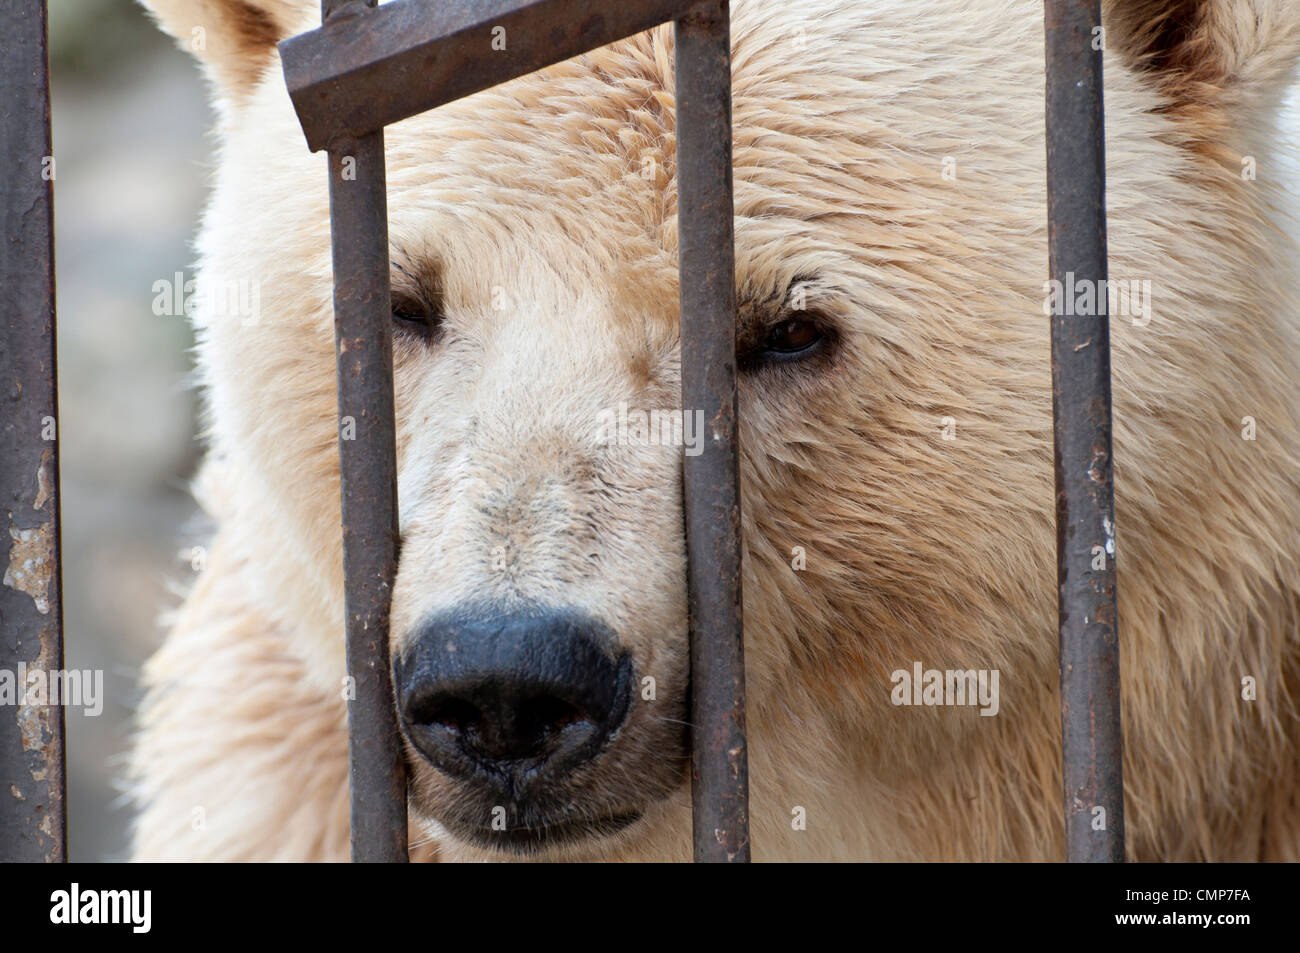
{"left": 0, "top": 0, "right": 1123, "bottom": 863}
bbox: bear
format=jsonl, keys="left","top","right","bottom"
{"left": 130, "top": 0, "right": 1300, "bottom": 862}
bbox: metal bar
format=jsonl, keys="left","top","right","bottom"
{"left": 676, "top": 0, "right": 748, "bottom": 863}
{"left": 322, "top": 0, "right": 409, "bottom": 863}
{"left": 282, "top": 0, "right": 697, "bottom": 152}
{"left": 1044, "top": 0, "right": 1125, "bottom": 863}
{"left": 0, "top": 0, "right": 67, "bottom": 863}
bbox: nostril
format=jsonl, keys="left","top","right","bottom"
{"left": 517, "top": 694, "right": 588, "bottom": 745}
{"left": 411, "top": 688, "right": 599, "bottom": 764}
{"left": 413, "top": 696, "right": 482, "bottom": 736}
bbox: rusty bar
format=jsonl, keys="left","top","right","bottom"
{"left": 0, "top": 0, "right": 67, "bottom": 863}
{"left": 282, "top": 0, "right": 697, "bottom": 152}
{"left": 676, "top": 0, "right": 748, "bottom": 863}
{"left": 322, "top": 0, "right": 409, "bottom": 863}
{"left": 1044, "top": 0, "right": 1125, "bottom": 862}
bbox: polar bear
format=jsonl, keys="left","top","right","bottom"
{"left": 131, "top": 0, "right": 1300, "bottom": 861}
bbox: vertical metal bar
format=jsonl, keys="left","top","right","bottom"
{"left": 0, "top": 0, "right": 67, "bottom": 863}
{"left": 1044, "top": 0, "right": 1125, "bottom": 862}
{"left": 322, "top": 0, "right": 408, "bottom": 863}
{"left": 676, "top": 0, "right": 748, "bottom": 863}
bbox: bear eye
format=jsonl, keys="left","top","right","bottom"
{"left": 760, "top": 317, "right": 823, "bottom": 358}
{"left": 391, "top": 292, "right": 441, "bottom": 341}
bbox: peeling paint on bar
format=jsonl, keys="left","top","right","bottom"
{"left": 0, "top": 0, "right": 67, "bottom": 864}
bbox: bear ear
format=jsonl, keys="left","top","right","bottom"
{"left": 138, "top": 0, "right": 315, "bottom": 104}
{"left": 1104, "top": 0, "right": 1300, "bottom": 105}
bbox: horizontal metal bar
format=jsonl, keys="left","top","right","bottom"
{"left": 1043, "top": 0, "right": 1125, "bottom": 863}
{"left": 281, "top": 0, "right": 697, "bottom": 152}
{"left": 676, "top": 0, "right": 748, "bottom": 863}
{"left": 0, "top": 0, "right": 67, "bottom": 863}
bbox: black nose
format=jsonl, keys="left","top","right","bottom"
{"left": 394, "top": 606, "right": 632, "bottom": 787}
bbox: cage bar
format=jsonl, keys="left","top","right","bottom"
{"left": 1043, "top": 0, "right": 1126, "bottom": 862}
{"left": 320, "top": 0, "right": 408, "bottom": 864}
{"left": 0, "top": 0, "right": 67, "bottom": 864}
{"left": 675, "top": 0, "right": 749, "bottom": 863}
{"left": 285, "top": 0, "right": 749, "bottom": 861}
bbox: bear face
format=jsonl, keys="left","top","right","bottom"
{"left": 135, "top": 0, "right": 1300, "bottom": 861}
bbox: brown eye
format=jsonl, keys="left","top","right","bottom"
{"left": 391, "top": 293, "right": 440, "bottom": 341}
{"left": 762, "top": 318, "right": 822, "bottom": 355}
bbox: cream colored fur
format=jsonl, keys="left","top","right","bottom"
{"left": 131, "top": 0, "right": 1300, "bottom": 861}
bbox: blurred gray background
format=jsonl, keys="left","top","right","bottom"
{"left": 49, "top": 0, "right": 208, "bottom": 862}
